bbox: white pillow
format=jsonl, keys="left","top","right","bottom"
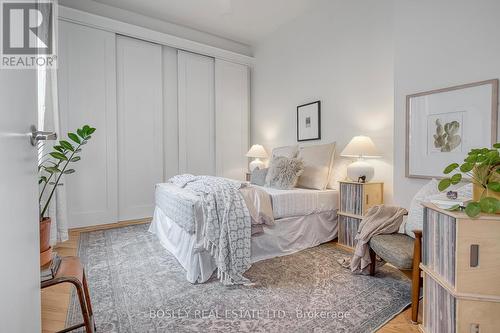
{"left": 405, "top": 179, "right": 472, "bottom": 237}
{"left": 296, "top": 143, "right": 336, "bottom": 190}
{"left": 271, "top": 145, "right": 299, "bottom": 159}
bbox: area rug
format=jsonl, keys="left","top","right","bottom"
{"left": 67, "top": 223, "right": 412, "bottom": 333}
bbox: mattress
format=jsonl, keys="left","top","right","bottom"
{"left": 253, "top": 185, "right": 339, "bottom": 219}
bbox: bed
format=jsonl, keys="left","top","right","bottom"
{"left": 149, "top": 182, "right": 338, "bottom": 284}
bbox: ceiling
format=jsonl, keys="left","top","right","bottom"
{"left": 91, "top": 0, "right": 315, "bottom": 46}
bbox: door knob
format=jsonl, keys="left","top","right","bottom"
{"left": 30, "top": 125, "right": 57, "bottom": 146}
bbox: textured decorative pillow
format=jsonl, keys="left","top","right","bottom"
{"left": 271, "top": 145, "right": 299, "bottom": 159}
{"left": 250, "top": 168, "right": 268, "bottom": 186}
{"left": 296, "top": 143, "right": 336, "bottom": 190}
{"left": 265, "top": 156, "right": 304, "bottom": 190}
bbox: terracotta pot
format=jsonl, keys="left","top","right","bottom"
{"left": 40, "top": 217, "right": 52, "bottom": 266}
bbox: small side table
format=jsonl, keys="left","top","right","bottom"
{"left": 41, "top": 256, "right": 96, "bottom": 333}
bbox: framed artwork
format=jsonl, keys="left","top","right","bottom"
{"left": 406, "top": 79, "right": 499, "bottom": 179}
{"left": 297, "top": 101, "right": 321, "bottom": 142}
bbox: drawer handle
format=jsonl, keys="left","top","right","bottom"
{"left": 470, "top": 244, "right": 479, "bottom": 267}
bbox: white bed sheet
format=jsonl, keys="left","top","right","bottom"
{"left": 149, "top": 207, "right": 338, "bottom": 284}
{"left": 253, "top": 185, "right": 338, "bottom": 219}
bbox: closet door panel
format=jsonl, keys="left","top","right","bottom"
{"left": 215, "top": 60, "right": 250, "bottom": 181}
{"left": 58, "top": 21, "right": 118, "bottom": 228}
{"left": 178, "top": 51, "right": 215, "bottom": 176}
{"left": 117, "top": 36, "right": 163, "bottom": 220}
{"left": 163, "top": 46, "right": 179, "bottom": 180}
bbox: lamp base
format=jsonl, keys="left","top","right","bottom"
{"left": 249, "top": 158, "right": 265, "bottom": 172}
{"left": 347, "top": 160, "right": 374, "bottom": 182}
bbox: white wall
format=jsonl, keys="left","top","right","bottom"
{"left": 251, "top": 0, "right": 395, "bottom": 201}
{"left": 393, "top": 0, "right": 500, "bottom": 208}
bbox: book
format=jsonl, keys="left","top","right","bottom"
{"left": 430, "top": 197, "right": 471, "bottom": 209}
{"left": 41, "top": 253, "right": 62, "bottom": 282}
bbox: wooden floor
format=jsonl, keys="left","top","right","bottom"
{"left": 41, "top": 220, "right": 421, "bottom": 333}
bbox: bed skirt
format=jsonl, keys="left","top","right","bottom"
{"left": 149, "top": 207, "right": 338, "bottom": 283}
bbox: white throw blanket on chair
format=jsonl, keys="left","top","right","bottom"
{"left": 349, "top": 205, "right": 407, "bottom": 274}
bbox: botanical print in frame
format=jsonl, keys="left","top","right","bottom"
{"left": 406, "top": 79, "right": 499, "bottom": 179}
{"left": 297, "top": 101, "right": 321, "bottom": 142}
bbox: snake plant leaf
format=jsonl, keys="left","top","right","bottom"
{"left": 460, "top": 162, "right": 474, "bottom": 173}
{"left": 465, "top": 202, "right": 481, "bottom": 217}
{"left": 443, "top": 163, "right": 459, "bottom": 174}
{"left": 450, "top": 173, "right": 462, "bottom": 184}
{"left": 63, "top": 169, "right": 75, "bottom": 175}
{"left": 479, "top": 197, "right": 500, "bottom": 214}
{"left": 487, "top": 182, "right": 500, "bottom": 192}
{"left": 438, "top": 178, "right": 451, "bottom": 191}
{"left": 70, "top": 156, "right": 81, "bottom": 162}
{"left": 59, "top": 140, "right": 74, "bottom": 152}
{"left": 68, "top": 132, "right": 81, "bottom": 144}
{"left": 50, "top": 152, "right": 68, "bottom": 161}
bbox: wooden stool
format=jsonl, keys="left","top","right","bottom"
{"left": 41, "top": 256, "right": 96, "bottom": 333}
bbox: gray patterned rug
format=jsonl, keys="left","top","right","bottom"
{"left": 67, "top": 223, "right": 411, "bottom": 333}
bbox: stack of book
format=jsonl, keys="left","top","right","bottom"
{"left": 338, "top": 215, "right": 360, "bottom": 248}
{"left": 41, "top": 253, "right": 62, "bottom": 282}
{"left": 340, "top": 182, "right": 363, "bottom": 215}
{"left": 424, "top": 274, "right": 456, "bottom": 333}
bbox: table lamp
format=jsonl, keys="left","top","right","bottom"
{"left": 246, "top": 144, "right": 268, "bottom": 172}
{"left": 340, "top": 136, "right": 381, "bottom": 182}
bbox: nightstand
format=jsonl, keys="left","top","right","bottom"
{"left": 337, "top": 180, "right": 384, "bottom": 249}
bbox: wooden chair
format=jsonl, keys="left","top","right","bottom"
{"left": 41, "top": 256, "right": 96, "bottom": 333}
{"left": 368, "top": 230, "right": 422, "bottom": 324}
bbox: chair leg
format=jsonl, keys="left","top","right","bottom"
{"left": 82, "top": 270, "right": 96, "bottom": 331}
{"left": 369, "top": 247, "right": 376, "bottom": 276}
{"left": 72, "top": 280, "right": 93, "bottom": 333}
{"left": 411, "top": 230, "right": 423, "bottom": 324}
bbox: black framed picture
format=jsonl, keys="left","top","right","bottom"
{"left": 297, "top": 100, "right": 321, "bottom": 141}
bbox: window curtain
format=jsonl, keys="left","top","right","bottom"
{"left": 37, "top": 2, "right": 68, "bottom": 245}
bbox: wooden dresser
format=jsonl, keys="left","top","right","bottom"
{"left": 420, "top": 203, "right": 500, "bottom": 333}
{"left": 337, "top": 181, "right": 384, "bottom": 248}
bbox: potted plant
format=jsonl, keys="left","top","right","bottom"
{"left": 438, "top": 144, "right": 500, "bottom": 217}
{"left": 38, "top": 125, "right": 95, "bottom": 265}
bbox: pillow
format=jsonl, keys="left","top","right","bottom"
{"left": 265, "top": 156, "right": 304, "bottom": 190}
{"left": 250, "top": 168, "right": 268, "bottom": 186}
{"left": 296, "top": 143, "right": 336, "bottom": 190}
{"left": 404, "top": 180, "right": 472, "bottom": 237}
{"left": 271, "top": 145, "right": 299, "bottom": 159}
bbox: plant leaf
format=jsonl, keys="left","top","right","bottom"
{"left": 479, "top": 197, "right": 500, "bottom": 214}
{"left": 450, "top": 173, "right": 462, "bottom": 185}
{"left": 59, "top": 140, "right": 74, "bottom": 152}
{"left": 77, "top": 128, "right": 85, "bottom": 138}
{"left": 446, "top": 204, "right": 461, "bottom": 211}
{"left": 487, "top": 182, "right": 500, "bottom": 192}
{"left": 460, "top": 162, "right": 474, "bottom": 173}
{"left": 87, "top": 127, "right": 96, "bottom": 135}
{"left": 49, "top": 152, "right": 68, "bottom": 161}
{"left": 494, "top": 143, "right": 500, "bottom": 149}
{"left": 70, "top": 156, "right": 81, "bottom": 162}
{"left": 63, "top": 169, "right": 75, "bottom": 175}
{"left": 465, "top": 202, "right": 481, "bottom": 217}
{"left": 53, "top": 145, "right": 64, "bottom": 153}
{"left": 438, "top": 178, "right": 451, "bottom": 192}
{"left": 68, "top": 132, "right": 81, "bottom": 144}
{"left": 443, "top": 163, "right": 459, "bottom": 174}
{"left": 44, "top": 166, "right": 61, "bottom": 174}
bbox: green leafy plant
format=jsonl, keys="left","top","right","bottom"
{"left": 439, "top": 144, "right": 500, "bottom": 217}
{"left": 38, "top": 125, "right": 96, "bottom": 220}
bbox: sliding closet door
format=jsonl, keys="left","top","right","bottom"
{"left": 117, "top": 36, "right": 163, "bottom": 220}
{"left": 178, "top": 51, "right": 215, "bottom": 176}
{"left": 58, "top": 21, "right": 118, "bottom": 228}
{"left": 215, "top": 60, "right": 250, "bottom": 181}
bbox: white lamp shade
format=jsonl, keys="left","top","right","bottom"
{"left": 246, "top": 144, "right": 268, "bottom": 158}
{"left": 340, "top": 136, "right": 381, "bottom": 158}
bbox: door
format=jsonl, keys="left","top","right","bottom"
{"left": 58, "top": 21, "right": 118, "bottom": 228}
{"left": 215, "top": 59, "right": 249, "bottom": 181}
{"left": 0, "top": 71, "right": 41, "bottom": 330}
{"left": 117, "top": 36, "right": 163, "bottom": 221}
{"left": 178, "top": 50, "right": 215, "bottom": 176}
